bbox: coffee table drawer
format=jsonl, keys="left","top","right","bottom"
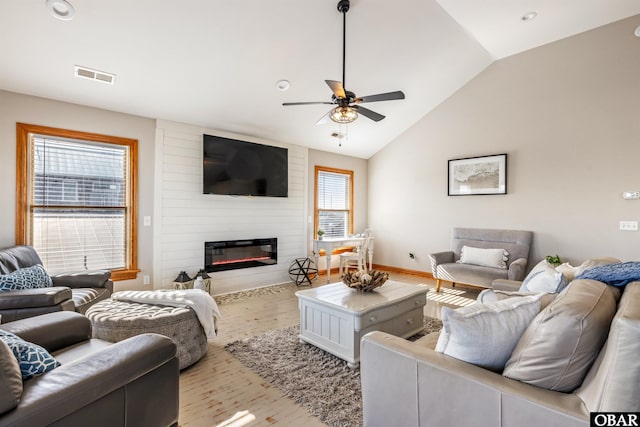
{"left": 356, "top": 293, "right": 426, "bottom": 331}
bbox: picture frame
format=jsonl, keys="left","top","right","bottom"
{"left": 448, "top": 153, "right": 507, "bottom": 196}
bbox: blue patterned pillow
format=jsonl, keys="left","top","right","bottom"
{"left": 0, "top": 264, "right": 53, "bottom": 292}
{"left": 0, "top": 330, "right": 60, "bottom": 380}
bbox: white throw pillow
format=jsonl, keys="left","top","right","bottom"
{"left": 519, "top": 260, "right": 568, "bottom": 294}
{"left": 457, "top": 246, "right": 508, "bottom": 269}
{"left": 435, "top": 295, "right": 543, "bottom": 371}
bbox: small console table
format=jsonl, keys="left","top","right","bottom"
{"left": 313, "top": 237, "right": 374, "bottom": 283}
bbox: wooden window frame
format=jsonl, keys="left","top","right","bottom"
{"left": 314, "top": 165, "right": 354, "bottom": 239}
{"left": 15, "top": 123, "right": 139, "bottom": 281}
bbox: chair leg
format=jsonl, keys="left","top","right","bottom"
{"left": 436, "top": 279, "right": 442, "bottom": 292}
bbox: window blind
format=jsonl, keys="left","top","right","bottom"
{"left": 31, "top": 136, "right": 129, "bottom": 273}
{"left": 317, "top": 170, "right": 351, "bottom": 239}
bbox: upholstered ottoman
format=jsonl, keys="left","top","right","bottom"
{"left": 86, "top": 299, "right": 208, "bottom": 369}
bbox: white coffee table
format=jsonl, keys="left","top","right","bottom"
{"left": 295, "top": 280, "right": 428, "bottom": 368}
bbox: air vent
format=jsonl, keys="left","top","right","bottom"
{"left": 74, "top": 66, "right": 115, "bottom": 85}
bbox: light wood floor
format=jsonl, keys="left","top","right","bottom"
{"left": 178, "top": 272, "right": 480, "bottom": 427}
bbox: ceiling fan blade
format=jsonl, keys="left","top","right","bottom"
{"left": 355, "top": 106, "right": 385, "bottom": 122}
{"left": 315, "top": 111, "right": 332, "bottom": 125}
{"left": 355, "top": 90, "right": 405, "bottom": 103}
{"left": 325, "top": 80, "right": 346, "bottom": 99}
{"left": 283, "top": 101, "right": 334, "bottom": 106}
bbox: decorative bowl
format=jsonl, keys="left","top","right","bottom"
{"left": 342, "top": 270, "right": 389, "bottom": 292}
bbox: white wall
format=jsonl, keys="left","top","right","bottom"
{"left": 154, "top": 120, "right": 308, "bottom": 295}
{"left": 307, "top": 149, "right": 368, "bottom": 270}
{"left": 368, "top": 16, "right": 640, "bottom": 273}
{"left": 0, "top": 90, "right": 156, "bottom": 291}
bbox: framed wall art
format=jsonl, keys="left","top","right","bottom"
{"left": 448, "top": 153, "right": 507, "bottom": 196}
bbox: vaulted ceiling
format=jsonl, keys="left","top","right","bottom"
{"left": 2, "top": 1, "right": 639, "bottom": 158}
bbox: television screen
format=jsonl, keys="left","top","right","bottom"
{"left": 203, "top": 134, "right": 288, "bottom": 197}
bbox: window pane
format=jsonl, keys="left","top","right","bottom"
{"left": 32, "top": 208, "right": 126, "bottom": 274}
{"left": 33, "top": 137, "right": 126, "bottom": 207}
{"left": 318, "top": 211, "right": 348, "bottom": 239}
{"left": 318, "top": 171, "right": 350, "bottom": 210}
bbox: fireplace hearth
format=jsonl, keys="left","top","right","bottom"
{"left": 205, "top": 238, "right": 277, "bottom": 273}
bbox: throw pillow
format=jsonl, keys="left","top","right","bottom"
{"left": 503, "top": 279, "right": 618, "bottom": 392}
{"left": 0, "top": 330, "right": 60, "bottom": 380}
{"left": 0, "top": 264, "right": 53, "bottom": 292}
{"left": 435, "top": 294, "right": 542, "bottom": 371}
{"left": 0, "top": 339, "right": 23, "bottom": 413}
{"left": 519, "top": 260, "right": 568, "bottom": 293}
{"left": 457, "top": 246, "right": 509, "bottom": 269}
{"left": 477, "top": 289, "right": 557, "bottom": 310}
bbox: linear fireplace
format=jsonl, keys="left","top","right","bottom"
{"left": 205, "top": 238, "right": 277, "bottom": 273}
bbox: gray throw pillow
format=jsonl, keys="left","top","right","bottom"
{"left": 504, "top": 279, "right": 619, "bottom": 392}
{"left": 0, "top": 339, "right": 23, "bottom": 414}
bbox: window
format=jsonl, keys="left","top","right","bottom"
{"left": 16, "top": 123, "right": 139, "bottom": 280}
{"left": 315, "top": 166, "right": 354, "bottom": 239}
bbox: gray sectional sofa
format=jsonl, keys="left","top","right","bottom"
{"left": 361, "top": 279, "right": 640, "bottom": 426}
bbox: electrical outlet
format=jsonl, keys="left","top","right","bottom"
{"left": 143, "top": 275, "right": 150, "bottom": 285}
{"left": 409, "top": 252, "right": 415, "bottom": 260}
{"left": 619, "top": 221, "right": 638, "bottom": 231}
{"left": 143, "top": 216, "right": 151, "bottom": 227}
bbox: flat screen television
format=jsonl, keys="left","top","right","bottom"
{"left": 203, "top": 134, "right": 288, "bottom": 197}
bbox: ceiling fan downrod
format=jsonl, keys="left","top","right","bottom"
{"left": 337, "top": 0, "right": 350, "bottom": 91}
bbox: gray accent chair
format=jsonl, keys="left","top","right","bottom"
{"left": 429, "top": 228, "right": 532, "bottom": 291}
{"left": 0, "top": 245, "right": 113, "bottom": 322}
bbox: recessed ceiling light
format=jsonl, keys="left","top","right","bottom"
{"left": 521, "top": 11, "right": 538, "bottom": 22}
{"left": 276, "top": 80, "right": 290, "bottom": 91}
{"left": 46, "top": 0, "right": 75, "bottom": 21}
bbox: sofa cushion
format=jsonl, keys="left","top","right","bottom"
{"left": 0, "top": 339, "right": 23, "bottom": 414}
{"left": 458, "top": 246, "right": 508, "bottom": 269}
{"left": 435, "top": 294, "right": 542, "bottom": 371}
{"left": 504, "top": 279, "right": 619, "bottom": 392}
{"left": 576, "top": 281, "right": 640, "bottom": 412}
{"left": 0, "top": 330, "right": 60, "bottom": 380}
{"left": 0, "top": 265, "right": 53, "bottom": 292}
{"left": 519, "top": 260, "right": 568, "bottom": 293}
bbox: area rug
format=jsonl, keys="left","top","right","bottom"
{"left": 225, "top": 316, "right": 443, "bottom": 427}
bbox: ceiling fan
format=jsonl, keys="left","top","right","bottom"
{"left": 283, "top": 0, "right": 405, "bottom": 124}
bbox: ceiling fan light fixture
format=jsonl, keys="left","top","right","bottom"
{"left": 330, "top": 106, "right": 358, "bottom": 124}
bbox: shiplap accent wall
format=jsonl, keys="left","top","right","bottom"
{"left": 153, "top": 120, "right": 308, "bottom": 295}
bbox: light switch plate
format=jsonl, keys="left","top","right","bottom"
{"left": 143, "top": 216, "right": 151, "bottom": 226}
{"left": 619, "top": 221, "right": 638, "bottom": 231}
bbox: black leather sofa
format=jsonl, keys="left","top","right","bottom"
{"left": 0, "top": 245, "right": 113, "bottom": 322}
{"left": 0, "top": 311, "right": 179, "bottom": 426}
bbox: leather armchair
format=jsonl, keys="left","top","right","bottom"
{"left": 0, "top": 245, "right": 113, "bottom": 322}
{"left": 0, "top": 311, "right": 179, "bottom": 426}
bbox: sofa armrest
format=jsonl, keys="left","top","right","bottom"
{"left": 2, "top": 334, "right": 178, "bottom": 427}
{"left": 508, "top": 257, "right": 528, "bottom": 281}
{"left": 491, "top": 279, "right": 523, "bottom": 292}
{"left": 0, "top": 311, "right": 91, "bottom": 352}
{"left": 429, "top": 251, "right": 454, "bottom": 276}
{"left": 361, "top": 331, "right": 589, "bottom": 427}
{"left": 51, "top": 270, "right": 112, "bottom": 290}
{"left": 0, "top": 287, "right": 72, "bottom": 310}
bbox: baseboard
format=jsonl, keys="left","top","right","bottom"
{"left": 371, "top": 264, "right": 434, "bottom": 279}
{"left": 316, "top": 264, "right": 434, "bottom": 280}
